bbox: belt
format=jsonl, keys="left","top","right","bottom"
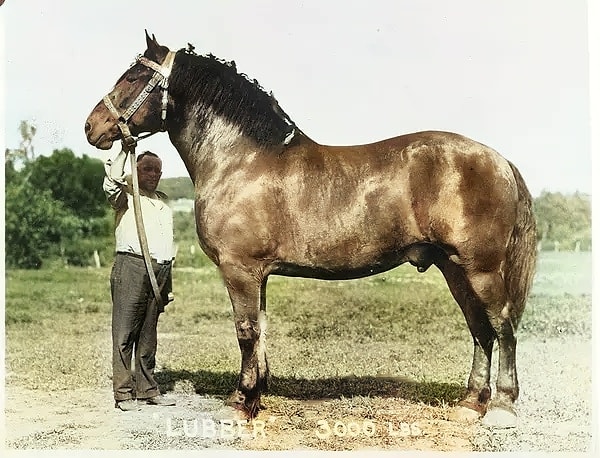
{"left": 117, "top": 251, "right": 172, "bottom": 265}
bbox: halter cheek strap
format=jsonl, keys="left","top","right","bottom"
{"left": 103, "top": 51, "right": 176, "bottom": 145}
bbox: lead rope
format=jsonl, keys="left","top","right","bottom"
{"left": 124, "top": 140, "right": 164, "bottom": 310}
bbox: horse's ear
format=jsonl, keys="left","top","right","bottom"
{"left": 145, "top": 30, "right": 159, "bottom": 48}
{"left": 144, "top": 30, "right": 162, "bottom": 58}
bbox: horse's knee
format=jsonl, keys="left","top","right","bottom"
{"left": 236, "top": 319, "right": 260, "bottom": 343}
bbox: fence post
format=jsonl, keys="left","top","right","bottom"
{"left": 93, "top": 250, "right": 101, "bottom": 268}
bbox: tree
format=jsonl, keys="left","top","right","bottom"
{"left": 24, "top": 148, "right": 107, "bottom": 220}
{"left": 5, "top": 120, "right": 36, "bottom": 168}
{"left": 534, "top": 191, "right": 591, "bottom": 250}
{"left": 5, "top": 181, "right": 81, "bottom": 268}
{"left": 4, "top": 121, "right": 113, "bottom": 268}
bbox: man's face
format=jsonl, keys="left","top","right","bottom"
{"left": 137, "top": 155, "right": 162, "bottom": 193}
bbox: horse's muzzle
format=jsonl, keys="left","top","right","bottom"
{"left": 85, "top": 117, "right": 120, "bottom": 150}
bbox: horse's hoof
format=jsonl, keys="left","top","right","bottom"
{"left": 213, "top": 404, "right": 249, "bottom": 422}
{"left": 482, "top": 407, "right": 517, "bottom": 428}
{"left": 448, "top": 405, "right": 481, "bottom": 423}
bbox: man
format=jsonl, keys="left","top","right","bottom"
{"left": 103, "top": 149, "right": 176, "bottom": 411}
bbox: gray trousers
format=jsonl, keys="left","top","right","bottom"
{"left": 110, "top": 253, "right": 171, "bottom": 401}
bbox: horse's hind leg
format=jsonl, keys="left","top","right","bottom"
{"left": 479, "top": 285, "right": 520, "bottom": 427}
{"left": 219, "top": 262, "right": 269, "bottom": 419}
{"left": 465, "top": 269, "right": 521, "bottom": 428}
{"left": 437, "top": 258, "right": 495, "bottom": 420}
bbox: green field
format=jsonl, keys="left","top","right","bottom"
{"left": 4, "top": 250, "right": 592, "bottom": 449}
{"left": 5, "top": 250, "right": 591, "bottom": 391}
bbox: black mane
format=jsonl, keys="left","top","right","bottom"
{"left": 169, "top": 48, "right": 296, "bottom": 147}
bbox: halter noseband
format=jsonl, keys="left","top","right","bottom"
{"left": 103, "top": 51, "right": 176, "bottom": 146}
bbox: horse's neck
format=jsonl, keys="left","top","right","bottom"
{"left": 169, "top": 106, "right": 247, "bottom": 185}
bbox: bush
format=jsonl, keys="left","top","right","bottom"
{"left": 24, "top": 148, "right": 107, "bottom": 219}
{"left": 61, "top": 234, "right": 116, "bottom": 267}
{"left": 5, "top": 181, "right": 82, "bottom": 269}
{"left": 5, "top": 148, "right": 115, "bottom": 268}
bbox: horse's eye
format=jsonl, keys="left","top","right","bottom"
{"left": 126, "top": 74, "right": 138, "bottom": 83}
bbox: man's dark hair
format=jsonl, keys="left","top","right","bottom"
{"left": 137, "top": 151, "right": 160, "bottom": 162}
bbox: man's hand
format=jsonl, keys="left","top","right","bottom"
{"left": 107, "top": 148, "right": 131, "bottom": 183}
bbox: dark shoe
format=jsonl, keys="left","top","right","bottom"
{"left": 145, "top": 395, "right": 176, "bottom": 406}
{"left": 115, "top": 399, "right": 139, "bottom": 411}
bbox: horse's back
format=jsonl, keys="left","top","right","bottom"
{"left": 298, "top": 130, "right": 516, "bottom": 188}
{"left": 296, "top": 130, "right": 519, "bottom": 232}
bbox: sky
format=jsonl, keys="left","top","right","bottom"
{"left": 1, "top": 0, "right": 595, "bottom": 198}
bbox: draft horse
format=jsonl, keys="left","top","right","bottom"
{"left": 85, "top": 32, "right": 537, "bottom": 427}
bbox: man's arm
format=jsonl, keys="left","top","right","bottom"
{"left": 103, "top": 149, "right": 129, "bottom": 210}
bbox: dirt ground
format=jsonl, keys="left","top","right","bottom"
{"left": 3, "top": 334, "right": 593, "bottom": 453}
{"left": 2, "top": 386, "right": 474, "bottom": 452}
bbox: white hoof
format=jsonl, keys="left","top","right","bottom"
{"left": 448, "top": 405, "right": 481, "bottom": 423}
{"left": 482, "top": 407, "right": 517, "bottom": 428}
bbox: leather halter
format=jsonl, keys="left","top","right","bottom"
{"left": 103, "top": 51, "right": 176, "bottom": 146}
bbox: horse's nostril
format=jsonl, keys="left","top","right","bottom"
{"left": 85, "top": 122, "right": 91, "bottom": 133}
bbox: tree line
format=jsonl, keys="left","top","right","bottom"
{"left": 534, "top": 191, "right": 591, "bottom": 251}
{"left": 4, "top": 122, "right": 592, "bottom": 269}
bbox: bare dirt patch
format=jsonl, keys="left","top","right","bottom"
{"left": 4, "top": 334, "right": 591, "bottom": 451}
{"left": 472, "top": 336, "right": 593, "bottom": 452}
{"left": 3, "top": 383, "right": 474, "bottom": 451}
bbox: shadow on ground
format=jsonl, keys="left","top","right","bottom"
{"left": 156, "top": 369, "right": 464, "bottom": 406}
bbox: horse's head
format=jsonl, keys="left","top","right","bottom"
{"left": 85, "top": 31, "right": 174, "bottom": 150}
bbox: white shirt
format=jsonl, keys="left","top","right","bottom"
{"left": 103, "top": 160, "right": 174, "bottom": 262}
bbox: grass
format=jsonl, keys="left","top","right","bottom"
{"left": 4, "top": 257, "right": 470, "bottom": 397}
{"left": 161, "top": 264, "right": 471, "bottom": 402}
{"left": 5, "top": 252, "right": 591, "bottom": 390}
{"left": 4, "top": 251, "right": 592, "bottom": 450}
{"left": 4, "top": 268, "right": 110, "bottom": 324}
{"left": 521, "top": 250, "right": 593, "bottom": 337}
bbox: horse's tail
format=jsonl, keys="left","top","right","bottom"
{"left": 505, "top": 161, "right": 537, "bottom": 327}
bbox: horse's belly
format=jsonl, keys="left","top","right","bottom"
{"left": 273, "top": 257, "right": 404, "bottom": 280}
{"left": 273, "top": 239, "right": 444, "bottom": 280}
{"left": 273, "top": 223, "right": 416, "bottom": 280}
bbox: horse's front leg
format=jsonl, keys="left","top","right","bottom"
{"left": 220, "top": 262, "right": 269, "bottom": 419}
